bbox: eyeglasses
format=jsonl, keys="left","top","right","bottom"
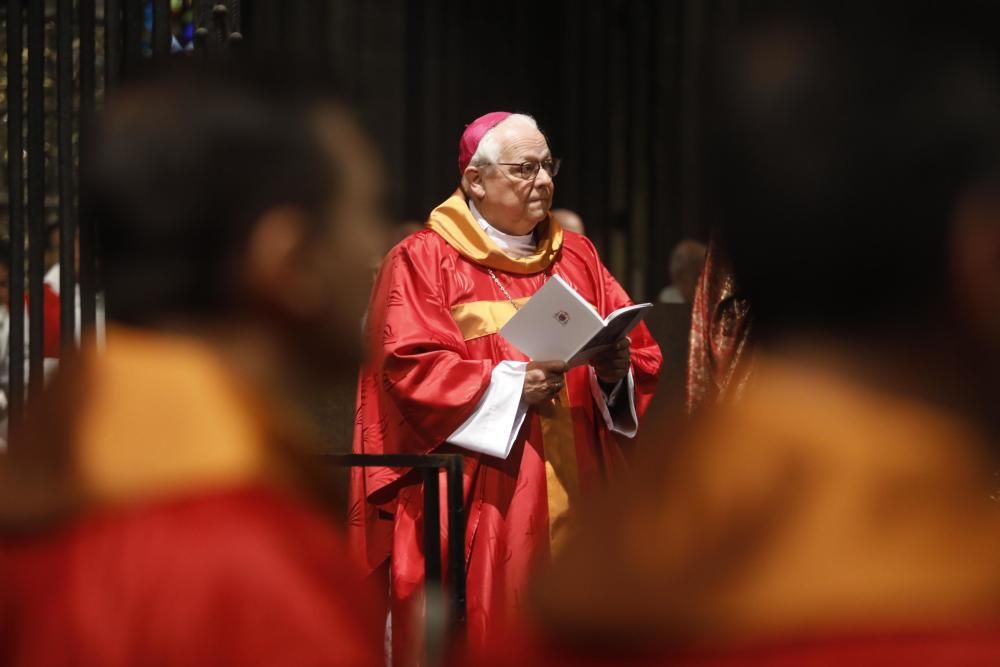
{"left": 495, "top": 157, "right": 562, "bottom": 180}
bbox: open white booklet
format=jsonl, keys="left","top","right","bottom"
{"left": 500, "top": 274, "right": 652, "bottom": 366}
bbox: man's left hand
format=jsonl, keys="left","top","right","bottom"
{"left": 591, "top": 337, "right": 631, "bottom": 386}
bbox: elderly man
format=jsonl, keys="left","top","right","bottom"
{"left": 350, "top": 112, "right": 662, "bottom": 656}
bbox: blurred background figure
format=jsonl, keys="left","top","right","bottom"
{"left": 0, "top": 64, "right": 384, "bottom": 666}
{"left": 387, "top": 220, "right": 425, "bottom": 250}
{"left": 509, "top": 2, "right": 1000, "bottom": 665}
{"left": 37, "top": 223, "right": 62, "bottom": 361}
{"left": 43, "top": 222, "right": 60, "bottom": 275}
{"left": 657, "top": 239, "right": 706, "bottom": 304}
{"left": 36, "top": 220, "right": 104, "bottom": 366}
{"left": 551, "top": 207, "right": 586, "bottom": 236}
{"left": 0, "top": 240, "right": 14, "bottom": 436}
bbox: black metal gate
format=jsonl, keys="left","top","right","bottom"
{"left": 2, "top": 0, "right": 242, "bottom": 442}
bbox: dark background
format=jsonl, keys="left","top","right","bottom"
{"left": 247, "top": 0, "right": 745, "bottom": 301}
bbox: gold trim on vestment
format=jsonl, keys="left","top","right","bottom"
{"left": 426, "top": 190, "right": 562, "bottom": 275}
{"left": 450, "top": 298, "right": 530, "bottom": 341}
{"left": 538, "top": 386, "right": 578, "bottom": 555}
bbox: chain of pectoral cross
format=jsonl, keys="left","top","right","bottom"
{"left": 487, "top": 265, "right": 559, "bottom": 312}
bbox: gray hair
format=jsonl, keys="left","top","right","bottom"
{"left": 468, "top": 113, "right": 539, "bottom": 167}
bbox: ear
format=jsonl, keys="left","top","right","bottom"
{"left": 462, "top": 165, "right": 487, "bottom": 200}
{"left": 244, "top": 207, "right": 318, "bottom": 320}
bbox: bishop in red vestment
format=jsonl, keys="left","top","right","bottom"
{"left": 350, "top": 112, "right": 662, "bottom": 656}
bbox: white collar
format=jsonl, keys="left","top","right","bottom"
{"left": 468, "top": 199, "right": 537, "bottom": 259}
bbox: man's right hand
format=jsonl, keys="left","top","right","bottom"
{"left": 523, "top": 360, "right": 569, "bottom": 405}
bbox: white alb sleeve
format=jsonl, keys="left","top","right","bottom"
{"left": 446, "top": 360, "right": 528, "bottom": 459}
{"left": 589, "top": 367, "right": 638, "bottom": 438}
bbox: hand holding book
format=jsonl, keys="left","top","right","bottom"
{"left": 590, "top": 337, "right": 631, "bottom": 385}
{"left": 500, "top": 275, "right": 652, "bottom": 368}
{"left": 522, "top": 360, "right": 569, "bottom": 404}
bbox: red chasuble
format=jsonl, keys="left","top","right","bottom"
{"left": 0, "top": 329, "right": 381, "bottom": 667}
{"left": 349, "top": 193, "right": 662, "bottom": 654}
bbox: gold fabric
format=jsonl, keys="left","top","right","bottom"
{"left": 451, "top": 298, "right": 531, "bottom": 341}
{"left": 538, "top": 386, "right": 578, "bottom": 554}
{"left": 426, "top": 190, "right": 563, "bottom": 275}
{"left": 75, "top": 328, "right": 301, "bottom": 505}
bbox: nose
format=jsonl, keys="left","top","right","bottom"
{"left": 534, "top": 165, "right": 553, "bottom": 189}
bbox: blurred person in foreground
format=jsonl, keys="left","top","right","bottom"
{"left": 0, "top": 64, "right": 383, "bottom": 666}
{"left": 657, "top": 239, "right": 707, "bottom": 305}
{"left": 351, "top": 111, "right": 662, "bottom": 658}
{"left": 496, "top": 3, "right": 1000, "bottom": 665}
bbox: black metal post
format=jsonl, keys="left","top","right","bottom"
{"left": 26, "top": 0, "right": 45, "bottom": 400}
{"left": 79, "top": 0, "right": 97, "bottom": 338}
{"left": 445, "top": 456, "right": 467, "bottom": 627}
{"left": 324, "top": 453, "right": 468, "bottom": 640}
{"left": 422, "top": 466, "right": 444, "bottom": 662}
{"left": 152, "top": 0, "right": 171, "bottom": 62}
{"left": 7, "top": 0, "right": 25, "bottom": 436}
{"left": 422, "top": 467, "right": 443, "bottom": 587}
{"left": 58, "top": 0, "right": 76, "bottom": 356}
{"left": 106, "top": 0, "right": 122, "bottom": 90}
{"left": 122, "top": 0, "right": 144, "bottom": 78}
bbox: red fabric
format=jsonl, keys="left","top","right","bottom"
{"left": 350, "top": 229, "right": 662, "bottom": 658}
{"left": 475, "top": 627, "right": 1000, "bottom": 667}
{"left": 24, "top": 284, "right": 61, "bottom": 358}
{"left": 458, "top": 111, "right": 512, "bottom": 173}
{"left": 0, "top": 487, "right": 382, "bottom": 667}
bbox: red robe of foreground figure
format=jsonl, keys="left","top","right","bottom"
{"left": 350, "top": 193, "right": 661, "bottom": 653}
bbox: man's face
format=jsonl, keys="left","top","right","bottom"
{"left": 479, "top": 118, "right": 555, "bottom": 236}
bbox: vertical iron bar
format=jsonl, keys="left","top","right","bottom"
{"left": 446, "top": 457, "right": 467, "bottom": 627}
{"left": 79, "top": 0, "right": 97, "bottom": 337}
{"left": 26, "top": 0, "right": 45, "bottom": 400}
{"left": 58, "top": 0, "right": 76, "bottom": 355}
{"left": 152, "top": 0, "right": 171, "bottom": 61}
{"left": 106, "top": 0, "right": 122, "bottom": 89}
{"left": 422, "top": 466, "right": 442, "bottom": 587}
{"left": 422, "top": 466, "right": 443, "bottom": 663}
{"left": 122, "top": 0, "right": 143, "bottom": 78}
{"left": 193, "top": 0, "right": 211, "bottom": 57}
{"left": 7, "top": 0, "right": 25, "bottom": 436}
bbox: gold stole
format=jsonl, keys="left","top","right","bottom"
{"left": 537, "top": 387, "right": 577, "bottom": 553}
{"left": 451, "top": 299, "right": 580, "bottom": 553}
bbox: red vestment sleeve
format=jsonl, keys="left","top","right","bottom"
{"left": 366, "top": 238, "right": 495, "bottom": 453}
{"left": 582, "top": 237, "right": 661, "bottom": 422}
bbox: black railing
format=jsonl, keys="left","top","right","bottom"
{"left": 325, "top": 453, "right": 467, "bottom": 663}
{"left": 3, "top": 1, "right": 245, "bottom": 447}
